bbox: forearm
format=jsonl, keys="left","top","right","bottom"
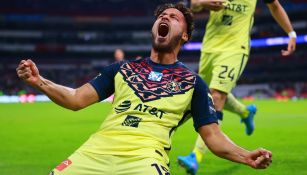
{"left": 199, "top": 124, "right": 250, "bottom": 165}
{"left": 204, "top": 131, "right": 250, "bottom": 165}
{"left": 268, "top": 2, "right": 293, "bottom": 33}
{"left": 34, "top": 76, "right": 80, "bottom": 110}
{"left": 199, "top": 124, "right": 272, "bottom": 169}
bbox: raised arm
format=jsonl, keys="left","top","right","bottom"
{"left": 16, "top": 59, "right": 99, "bottom": 111}
{"left": 266, "top": 0, "right": 296, "bottom": 56}
{"left": 199, "top": 123, "right": 272, "bottom": 169}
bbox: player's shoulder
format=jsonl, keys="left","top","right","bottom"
{"left": 175, "top": 61, "right": 210, "bottom": 89}
{"left": 107, "top": 56, "right": 144, "bottom": 68}
{"left": 177, "top": 64, "right": 209, "bottom": 92}
{"left": 176, "top": 62, "right": 205, "bottom": 82}
{"left": 175, "top": 61, "right": 198, "bottom": 75}
{"left": 100, "top": 58, "right": 137, "bottom": 72}
{"left": 120, "top": 57, "right": 147, "bottom": 67}
{"left": 194, "top": 74, "right": 209, "bottom": 90}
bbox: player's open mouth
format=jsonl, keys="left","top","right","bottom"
{"left": 158, "top": 23, "right": 169, "bottom": 38}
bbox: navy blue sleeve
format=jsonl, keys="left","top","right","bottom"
{"left": 191, "top": 76, "right": 218, "bottom": 131}
{"left": 263, "top": 0, "right": 275, "bottom": 3}
{"left": 89, "top": 61, "right": 123, "bottom": 101}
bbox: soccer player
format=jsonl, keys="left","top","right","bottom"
{"left": 177, "top": 0, "right": 296, "bottom": 174}
{"left": 16, "top": 3, "right": 272, "bottom": 175}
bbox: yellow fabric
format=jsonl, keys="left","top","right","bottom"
{"left": 198, "top": 52, "right": 248, "bottom": 93}
{"left": 202, "top": 0, "right": 257, "bottom": 54}
{"left": 224, "top": 93, "right": 249, "bottom": 118}
{"left": 78, "top": 73, "right": 194, "bottom": 165}
{"left": 51, "top": 151, "right": 169, "bottom": 175}
{"left": 193, "top": 135, "right": 207, "bottom": 163}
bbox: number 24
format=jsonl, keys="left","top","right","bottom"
{"left": 218, "top": 65, "right": 235, "bottom": 81}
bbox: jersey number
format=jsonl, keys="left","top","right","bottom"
{"left": 218, "top": 65, "right": 235, "bottom": 81}
{"left": 151, "top": 163, "right": 170, "bottom": 175}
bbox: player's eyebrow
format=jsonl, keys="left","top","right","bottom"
{"left": 170, "top": 13, "right": 179, "bottom": 19}
{"left": 159, "top": 11, "right": 180, "bottom": 20}
{"left": 160, "top": 12, "right": 168, "bottom": 16}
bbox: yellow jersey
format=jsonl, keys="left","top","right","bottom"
{"left": 78, "top": 58, "right": 218, "bottom": 165}
{"left": 202, "top": 0, "right": 274, "bottom": 54}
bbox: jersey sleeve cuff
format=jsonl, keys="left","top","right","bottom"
{"left": 89, "top": 81, "right": 107, "bottom": 101}
{"left": 193, "top": 117, "right": 218, "bottom": 132}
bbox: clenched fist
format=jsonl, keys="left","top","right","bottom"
{"left": 16, "top": 59, "right": 40, "bottom": 87}
{"left": 246, "top": 148, "right": 272, "bottom": 169}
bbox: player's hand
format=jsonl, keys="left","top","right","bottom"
{"left": 202, "top": 0, "right": 226, "bottom": 11}
{"left": 192, "top": 0, "right": 226, "bottom": 12}
{"left": 281, "top": 37, "right": 296, "bottom": 56}
{"left": 246, "top": 148, "right": 272, "bottom": 169}
{"left": 16, "top": 59, "right": 40, "bottom": 87}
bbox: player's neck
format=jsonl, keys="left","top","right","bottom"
{"left": 150, "top": 48, "right": 178, "bottom": 64}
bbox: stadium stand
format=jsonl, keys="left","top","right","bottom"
{"left": 0, "top": 0, "right": 306, "bottom": 99}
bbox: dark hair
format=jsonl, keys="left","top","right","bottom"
{"left": 154, "top": 2, "right": 194, "bottom": 42}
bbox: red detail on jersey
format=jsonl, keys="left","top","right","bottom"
{"left": 120, "top": 58, "right": 196, "bottom": 102}
{"left": 56, "top": 159, "right": 72, "bottom": 171}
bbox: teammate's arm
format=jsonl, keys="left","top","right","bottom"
{"left": 16, "top": 59, "right": 99, "bottom": 111}
{"left": 198, "top": 123, "right": 272, "bottom": 169}
{"left": 266, "top": 0, "right": 296, "bottom": 56}
{"left": 191, "top": 0, "right": 225, "bottom": 12}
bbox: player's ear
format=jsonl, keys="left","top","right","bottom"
{"left": 182, "top": 32, "right": 188, "bottom": 43}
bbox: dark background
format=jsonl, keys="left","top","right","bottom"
{"left": 1, "top": 0, "right": 306, "bottom": 98}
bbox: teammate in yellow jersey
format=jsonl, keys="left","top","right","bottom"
{"left": 178, "top": 0, "right": 296, "bottom": 174}
{"left": 17, "top": 3, "right": 272, "bottom": 175}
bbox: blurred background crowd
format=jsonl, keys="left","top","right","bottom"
{"left": 1, "top": 0, "right": 306, "bottom": 99}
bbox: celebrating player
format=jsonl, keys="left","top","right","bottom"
{"left": 17, "top": 3, "right": 272, "bottom": 175}
{"left": 177, "top": 0, "right": 295, "bottom": 174}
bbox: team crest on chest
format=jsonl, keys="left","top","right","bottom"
{"left": 166, "top": 80, "right": 181, "bottom": 93}
{"left": 148, "top": 71, "right": 163, "bottom": 82}
{"left": 119, "top": 59, "right": 196, "bottom": 102}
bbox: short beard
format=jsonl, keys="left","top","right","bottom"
{"left": 152, "top": 33, "right": 182, "bottom": 53}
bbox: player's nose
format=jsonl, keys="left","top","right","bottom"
{"left": 161, "top": 15, "right": 170, "bottom": 22}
